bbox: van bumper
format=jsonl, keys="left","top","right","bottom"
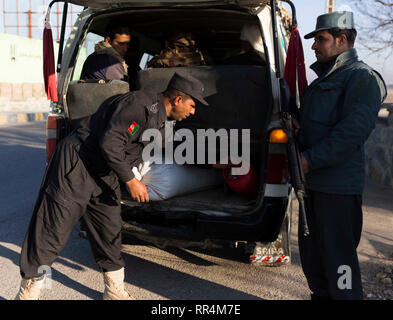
{"left": 196, "top": 197, "right": 289, "bottom": 242}
{"left": 121, "top": 197, "right": 289, "bottom": 243}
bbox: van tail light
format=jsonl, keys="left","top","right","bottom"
{"left": 269, "top": 129, "right": 288, "bottom": 144}
{"left": 266, "top": 154, "right": 289, "bottom": 184}
{"left": 46, "top": 115, "right": 61, "bottom": 163}
{"left": 266, "top": 129, "right": 289, "bottom": 184}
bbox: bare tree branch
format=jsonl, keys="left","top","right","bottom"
{"left": 345, "top": 0, "right": 393, "bottom": 58}
{"left": 376, "top": 0, "right": 393, "bottom": 7}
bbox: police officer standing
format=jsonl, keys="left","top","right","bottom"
{"left": 298, "top": 11, "right": 387, "bottom": 300}
{"left": 16, "top": 72, "right": 209, "bottom": 300}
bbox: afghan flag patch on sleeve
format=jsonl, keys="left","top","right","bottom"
{"left": 128, "top": 121, "right": 140, "bottom": 135}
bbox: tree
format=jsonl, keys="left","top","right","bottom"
{"left": 345, "top": 0, "right": 393, "bottom": 57}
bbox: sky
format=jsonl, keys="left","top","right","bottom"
{"left": 0, "top": 0, "right": 392, "bottom": 84}
{"left": 0, "top": 0, "right": 82, "bottom": 40}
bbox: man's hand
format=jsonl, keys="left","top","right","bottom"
{"left": 301, "top": 153, "right": 310, "bottom": 174}
{"left": 125, "top": 177, "right": 150, "bottom": 203}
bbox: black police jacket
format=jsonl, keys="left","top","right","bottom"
{"left": 75, "top": 91, "right": 167, "bottom": 183}
{"left": 299, "top": 49, "right": 387, "bottom": 195}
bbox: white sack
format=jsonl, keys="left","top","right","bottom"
{"left": 132, "top": 160, "right": 224, "bottom": 201}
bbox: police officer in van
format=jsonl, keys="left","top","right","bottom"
{"left": 298, "top": 11, "right": 387, "bottom": 300}
{"left": 16, "top": 72, "right": 209, "bottom": 300}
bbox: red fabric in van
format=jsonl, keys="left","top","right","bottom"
{"left": 284, "top": 27, "right": 307, "bottom": 102}
{"left": 43, "top": 18, "right": 58, "bottom": 102}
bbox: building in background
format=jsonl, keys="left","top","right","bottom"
{"left": 0, "top": 1, "right": 85, "bottom": 100}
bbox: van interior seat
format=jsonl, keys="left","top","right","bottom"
{"left": 66, "top": 66, "right": 269, "bottom": 160}
{"left": 66, "top": 79, "right": 130, "bottom": 129}
{"left": 136, "top": 65, "right": 270, "bottom": 160}
{"left": 136, "top": 65, "right": 269, "bottom": 135}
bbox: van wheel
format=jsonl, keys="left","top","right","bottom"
{"left": 246, "top": 197, "right": 292, "bottom": 267}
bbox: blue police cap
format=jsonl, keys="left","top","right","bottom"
{"left": 167, "top": 72, "right": 209, "bottom": 106}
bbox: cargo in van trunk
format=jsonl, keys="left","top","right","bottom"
{"left": 64, "top": 7, "right": 274, "bottom": 217}
{"left": 119, "top": 64, "right": 270, "bottom": 214}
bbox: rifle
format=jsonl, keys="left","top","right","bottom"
{"left": 270, "top": 0, "right": 310, "bottom": 237}
{"left": 281, "top": 80, "right": 310, "bottom": 237}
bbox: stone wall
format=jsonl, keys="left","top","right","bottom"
{"left": 0, "top": 82, "right": 46, "bottom": 99}
{"left": 365, "top": 103, "right": 393, "bottom": 188}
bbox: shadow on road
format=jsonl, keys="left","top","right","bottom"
{"left": 1, "top": 237, "right": 263, "bottom": 300}
{"left": 121, "top": 251, "right": 263, "bottom": 300}
{"left": 0, "top": 241, "right": 102, "bottom": 300}
{"left": 0, "top": 122, "right": 46, "bottom": 147}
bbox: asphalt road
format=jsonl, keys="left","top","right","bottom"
{"left": 0, "top": 121, "right": 392, "bottom": 301}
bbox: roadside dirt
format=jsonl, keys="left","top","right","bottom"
{"left": 358, "top": 180, "right": 393, "bottom": 300}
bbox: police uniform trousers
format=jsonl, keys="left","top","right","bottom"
{"left": 19, "top": 134, "right": 125, "bottom": 279}
{"left": 298, "top": 190, "right": 363, "bottom": 300}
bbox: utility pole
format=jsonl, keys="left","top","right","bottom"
{"left": 326, "top": 0, "right": 335, "bottom": 13}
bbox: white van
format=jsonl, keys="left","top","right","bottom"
{"left": 45, "top": 0, "right": 297, "bottom": 266}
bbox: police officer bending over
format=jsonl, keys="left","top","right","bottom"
{"left": 16, "top": 72, "right": 209, "bottom": 300}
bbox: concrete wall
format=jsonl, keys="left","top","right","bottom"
{"left": 0, "top": 33, "right": 60, "bottom": 83}
{"left": 0, "top": 33, "right": 58, "bottom": 99}
{"left": 0, "top": 33, "right": 87, "bottom": 100}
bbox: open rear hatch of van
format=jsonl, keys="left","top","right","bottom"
{"left": 64, "top": 5, "right": 274, "bottom": 213}
{"left": 67, "top": 0, "right": 269, "bottom": 10}
{"left": 62, "top": 4, "right": 291, "bottom": 241}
